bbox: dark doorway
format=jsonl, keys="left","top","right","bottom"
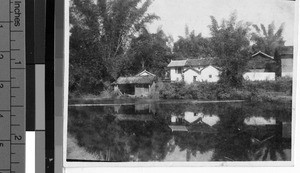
{"left": 119, "top": 84, "right": 135, "bottom": 95}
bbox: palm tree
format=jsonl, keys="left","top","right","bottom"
{"left": 251, "top": 22, "right": 285, "bottom": 56}
{"left": 251, "top": 22, "right": 285, "bottom": 76}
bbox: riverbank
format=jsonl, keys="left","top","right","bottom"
{"left": 159, "top": 77, "right": 292, "bottom": 102}
{"left": 69, "top": 77, "right": 292, "bottom": 103}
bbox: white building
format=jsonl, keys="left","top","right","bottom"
{"left": 167, "top": 58, "right": 220, "bottom": 84}
{"left": 279, "top": 46, "right": 293, "bottom": 78}
{"left": 243, "top": 51, "right": 276, "bottom": 81}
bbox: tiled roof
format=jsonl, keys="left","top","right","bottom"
{"left": 252, "top": 51, "right": 274, "bottom": 59}
{"left": 167, "top": 59, "right": 187, "bottom": 67}
{"left": 135, "top": 70, "right": 156, "bottom": 77}
{"left": 115, "top": 76, "right": 156, "bottom": 84}
{"left": 280, "top": 46, "right": 293, "bottom": 55}
{"left": 183, "top": 67, "right": 201, "bottom": 74}
{"left": 167, "top": 58, "right": 215, "bottom": 67}
{"left": 185, "top": 58, "right": 213, "bottom": 67}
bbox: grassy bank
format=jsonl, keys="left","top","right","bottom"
{"left": 159, "top": 77, "right": 292, "bottom": 102}
{"left": 69, "top": 77, "right": 292, "bottom": 102}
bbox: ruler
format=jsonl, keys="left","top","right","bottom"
{"left": 0, "top": 0, "right": 26, "bottom": 173}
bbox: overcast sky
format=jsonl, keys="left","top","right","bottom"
{"left": 146, "top": 0, "right": 296, "bottom": 46}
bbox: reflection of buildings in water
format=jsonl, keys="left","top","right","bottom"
{"left": 183, "top": 112, "right": 204, "bottom": 123}
{"left": 170, "top": 111, "right": 220, "bottom": 126}
{"left": 243, "top": 116, "right": 291, "bottom": 140}
{"left": 169, "top": 111, "right": 219, "bottom": 133}
{"left": 135, "top": 104, "right": 155, "bottom": 113}
{"left": 115, "top": 114, "right": 154, "bottom": 121}
{"left": 113, "top": 104, "right": 155, "bottom": 121}
{"left": 164, "top": 146, "right": 215, "bottom": 161}
{"left": 282, "top": 122, "right": 291, "bottom": 139}
{"left": 113, "top": 104, "right": 155, "bottom": 114}
{"left": 244, "top": 116, "right": 276, "bottom": 126}
{"left": 165, "top": 137, "right": 215, "bottom": 161}
{"left": 202, "top": 115, "right": 220, "bottom": 127}
{"left": 114, "top": 104, "right": 121, "bottom": 113}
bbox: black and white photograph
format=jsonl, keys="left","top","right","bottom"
{"left": 66, "top": 0, "right": 296, "bottom": 164}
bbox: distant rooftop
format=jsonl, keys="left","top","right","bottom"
{"left": 167, "top": 58, "right": 215, "bottom": 68}
{"left": 135, "top": 70, "right": 156, "bottom": 77}
{"left": 252, "top": 51, "right": 274, "bottom": 59}
{"left": 114, "top": 70, "right": 156, "bottom": 85}
{"left": 167, "top": 59, "right": 187, "bottom": 67}
{"left": 115, "top": 75, "right": 156, "bottom": 84}
{"left": 280, "top": 46, "right": 293, "bottom": 55}
{"left": 185, "top": 58, "right": 214, "bottom": 67}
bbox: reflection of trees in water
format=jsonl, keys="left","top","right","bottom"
{"left": 118, "top": 121, "right": 173, "bottom": 161}
{"left": 172, "top": 132, "right": 218, "bottom": 161}
{"left": 247, "top": 135, "right": 290, "bottom": 161}
{"left": 155, "top": 102, "right": 224, "bottom": 117}
{"left": 212, "top": 130, "right": 291, "bottom": 161}
{"left": 211, "top": 104, "right": 291, "bottom": 161}
{"left": 68, "top": 107, "right": 173, "bottom": 161}
{"left": 68, "top": 101, "right": 291, "bottom": 161}
{"left": 211, "top": 106, "right": 250, "bottom": 161}
{"left": 68, "top": 108, "right": 130, "bottom": 161}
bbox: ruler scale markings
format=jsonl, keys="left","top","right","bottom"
{"left": 1, "top": 0, "right": 25, "bottom": 173}
{"left": 0, "top": 0, "right": 11, "bottom": 171}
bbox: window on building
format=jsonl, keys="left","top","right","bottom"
{"left": 175, "top": 67, "right": 182, "bottom": 74}
{"left": 209, "top": 75, "right": 212, "bottom": 78}
{"left": 193, "top": 76, "right": 197, "bottom": 82}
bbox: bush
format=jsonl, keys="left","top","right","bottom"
{"left": 160, "top": 82, "right": 221, "bottom": 100}
{"left": 242, "top": 77, "right": 292, "bottom": 95}
{"left": 158, "top": 77, "right": 293, "bottom": 102}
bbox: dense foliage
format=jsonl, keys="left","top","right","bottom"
{"left": 123, "top": 28, "right": 173, "bottom": 78}
{"left": 69, "top": 1, "right": 289, "bottom": 96}
{"left": 173, "top": 26, "right": 213, "bottom": 58}
{"left": 209, "top": 13, "right": 251, "bottom": 87}
{"left": 251, "top": 22, "right": 286, "bottom": 76}
{"left": 251, "top": 22, "right": 285, "bottom": 56}
{"left": 159, "top": 77, "right": 292, "bottom": 102}
{"left": 67, "top": 102, "right": 291, "bottom": 161}
{"left": 69, "top": 0, "right": 159, "bottom": 94}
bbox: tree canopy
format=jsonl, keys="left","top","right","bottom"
{"left": 173, "top": 25, "right": 213, "bottom": 58}
{"left": 209, "top": 13, "right": 251, "bottom": 87}
{"left": 251, "top": 22, "right": 285, "bottom": 56}
{"left": 69, "top": 0, "right": 159, "bottom": 94}
{"left": 250, "top": 22, "right": 286, "bottom": 77}
{"left": 69, "top": 1, "right": 290, "bottom": 95}
{"left": 126, "top": 28, "right": 173, "bottom": 77}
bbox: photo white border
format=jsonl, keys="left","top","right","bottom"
{"left": 62, "top": 0, "right": 299, "bottom": 171}
{"left": 63, "top": 0, "right": 70, "bottom": 169}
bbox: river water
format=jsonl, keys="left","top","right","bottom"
{"left": 67, "top": 100, "right": 292, "bottom": 162}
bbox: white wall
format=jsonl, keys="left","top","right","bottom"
{"left": 170, "top": 68, "right": 183, "bottom": 81}
{"left": 281, "top": 58, "right": 293, "bottom": 78}
{"left": 282, "top": 72, "right": 293, "bottom": 78}
{"left": 184, "top": 112, "right": 204, "bottom": 123}
{"left": 199, "top": 66, "right": 220, "bottom": 82}
{"left": 243, "top": 72, "right": 275, "bottom": 81}
{"left": 139, "top": 72, "right": 149, "bottom": 76}
{"left": 171, "top": 66, "right": 220, "bottom": 83}
{"left": 183, "top": 69, "right": 201, "bottom": 84}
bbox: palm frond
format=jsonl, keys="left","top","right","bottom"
{"left": 252, "top": 24, "right": 261, "bottom": 33}
{"left": 275, "top": 23, "right": 285, "bottom": 38}
{"left": 268, "top": 22, "right": 275, "bottom": 37}
{"left": 260, "top": 24, "right": 267, "bottom": 37}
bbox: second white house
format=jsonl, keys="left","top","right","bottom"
{"left": 167, "top": 58, "right": 220, "bottom": 84}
